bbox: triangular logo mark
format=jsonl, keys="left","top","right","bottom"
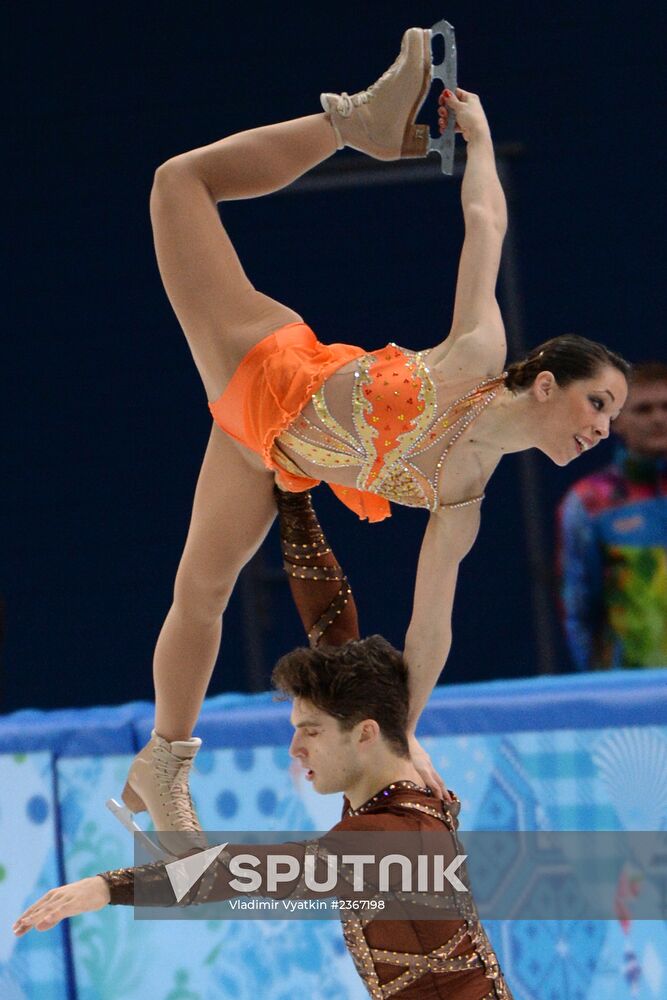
{"left": 165, "top": 843, "right": 228, "bottom": 902}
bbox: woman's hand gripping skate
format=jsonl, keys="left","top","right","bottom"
{"left": 438, "top": 88, "right": 491, "bottom": 143}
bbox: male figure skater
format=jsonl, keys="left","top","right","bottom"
{"left": 14, "top": 635, "right": 511, "bottom": 999}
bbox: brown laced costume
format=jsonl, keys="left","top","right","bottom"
{"left": 100, "top": 490, "right": 513, "bottom": 998}
{"left": 337, "top": 785, "right": 512, "bottom": 999}
{"left": 100, "top": 783, "right": 512, "bottom": 999}
{"left": 273, "top": 485, "right": 359, "bottom": 646}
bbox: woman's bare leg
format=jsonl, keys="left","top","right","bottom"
{"left": 123, "top": 43, "right": 432, "bottom": 833}
{"left": 150, "top": 25, "right": 433, "bottom": 398}
{"left": 124, "top": 426, "right": 276, "bottom": 836}
{"left": 147, "top": 114, "right": 338, "bottom": 740}
{"left": 150, "top": 114, "right": 338, "bottom": 401}
{"left": 154, "top": 427, "right": 276, "bottom": 742}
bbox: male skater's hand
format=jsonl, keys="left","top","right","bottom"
{"left": 408, "top": 735, "right": 453, "bottom": 803}
{"left": 13, "top": 877, "right": 110, "bottom": 936}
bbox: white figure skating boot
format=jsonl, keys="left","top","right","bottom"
{"left": 320, "top": 27, "right": 433, "bottom": 160}
{"left": 108, "top": 729, "right": 208, "bottom": 856}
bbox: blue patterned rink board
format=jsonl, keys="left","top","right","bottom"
{"left": 0, "top": 669, "right": 666, "bottom": 1000}
{"left": 0, "top": 753, "right": 68, "bottom": 1000}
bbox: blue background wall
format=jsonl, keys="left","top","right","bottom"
{"left": 4, "top": 1, "right": 664, "bottom": 710}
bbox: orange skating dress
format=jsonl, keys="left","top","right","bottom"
{"left": 209, "top": 322, "right": 503, "bottom": 523}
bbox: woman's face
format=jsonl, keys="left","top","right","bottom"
{"left": 533, "top": 365, "right": 628, "bottom": 466}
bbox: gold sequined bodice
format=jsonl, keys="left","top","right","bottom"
{"left": 274, "top": 344, "right": 504, "bottom": 513}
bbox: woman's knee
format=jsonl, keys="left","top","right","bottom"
{"left": 172, "top": 562, "right": 238, "bottom": 622}
{"left": 151, "top": 153, "right": 205, "bottom": 204}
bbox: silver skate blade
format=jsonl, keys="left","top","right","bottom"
{"left": 429, "top": 19, "right": 457, "bottom": 175}
{"left": 106, "top": 797, "right": 173, "bottom": 861}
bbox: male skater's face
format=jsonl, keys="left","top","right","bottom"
{"left": 289, "top": 697, "right": 364, "bottom": 795}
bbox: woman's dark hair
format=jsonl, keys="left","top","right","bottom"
{"left": 504, "top": 334, "right": 631, "bottom": 392}
{"left": 272, "top": 636, "right": 410, "bottom": 757}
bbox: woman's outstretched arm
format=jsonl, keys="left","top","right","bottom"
{"left": 403, "top": 507, "right": 481, "bottom": 730}
{"left": 427, "top": 89, "right": 508, "bottom": 375}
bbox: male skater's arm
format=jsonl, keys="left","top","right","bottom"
{"left": 278, "top": 486, "right": 456, "bottom": 799}
{"left": 13, "top": 839, "right": 313, "bottom": 928}
{"left": 274, "top": 486, "right": 359, "bottom": 647}
{"left": 14, "top": 809, "right": 455, "bottom": 928}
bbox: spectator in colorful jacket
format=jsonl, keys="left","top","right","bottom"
{"left": 557, "top": 362, "right": 667, "bottom": 670}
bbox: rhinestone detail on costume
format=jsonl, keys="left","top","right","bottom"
{"left": 342, "top": 782, "right": 515, "bottom": 999}
{"left": 277, "top": 343, "right": 504, "bottom": 512}
{"left": 346, "top": 780, "right": 433, "bottom": 817}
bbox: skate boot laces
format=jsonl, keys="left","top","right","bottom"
{"left": 331, "top": 46, "right": 405, "bottom": 117}
{"left": 152, "top": 744, "right": 202, "bottom": 831}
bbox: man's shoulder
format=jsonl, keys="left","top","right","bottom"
{"left": 334, "top": 791, "right": 454, "bottom": 833}
{"left": 332, "top": 810, "right": 419, "bottom": 833}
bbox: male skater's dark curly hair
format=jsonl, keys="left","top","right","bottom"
{"left": 272, "top": 636, "right": 410, "bottom": 757}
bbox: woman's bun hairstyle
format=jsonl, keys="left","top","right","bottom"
{"left": 505, "top": 334, "right": 630, "bottom": 392}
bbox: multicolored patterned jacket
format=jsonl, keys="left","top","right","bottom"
{"left": 557, "top": 447, "right": 667, "bottom": 670}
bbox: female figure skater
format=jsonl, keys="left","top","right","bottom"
{"left": 123, "top": 27, "right": 629, "bottom": 835}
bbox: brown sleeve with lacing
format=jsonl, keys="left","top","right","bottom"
{"left": 274, "top": 486, "right": 359, "bottom": 647}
